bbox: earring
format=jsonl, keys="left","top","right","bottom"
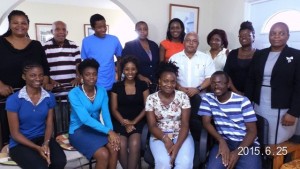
{"left": 81, "top": 79, "right": 84, "bottom": 84}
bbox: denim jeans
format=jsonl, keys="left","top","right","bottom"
{"left": 150, "top": 134, "right": 194, "bottom": 169}
{"left": 207, "top": 140, "right": 262, "bottom": 169}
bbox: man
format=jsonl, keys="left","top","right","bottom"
{"left": 199, "top": 71, "right": 261, "bottom": 169}
{"left": 169, "top": 32, "right": 215, "bottom": 140}
{"left": 43, "top": 21, "right": 81, "bottom": 133}
{"left": 81, "top": 14, "right": 122, "bottom": 91}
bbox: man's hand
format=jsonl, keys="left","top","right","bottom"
{"left": 70, "top": 77, "right": 81, "bottom": 86}
{"left": 217, "top": 140, "right": 230, "bottom": 167}
{"left": 186, "top": 87, "right": 199, "bottom": 97}
{"left": 227, "top": 149, "right": 239, "bottom": 169}
{"left": 0, "top": 81, "right": 13, "bottom": 97}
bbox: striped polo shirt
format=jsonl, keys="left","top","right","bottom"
{"left": 43, "top": 39, "right": 81, "bottom": 97}
{"left": 199, "top": 92, "right": 258, "bottom": 144}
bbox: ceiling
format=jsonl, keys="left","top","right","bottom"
{"left": 26, "top": 0, "right": 120, "bottom": 9}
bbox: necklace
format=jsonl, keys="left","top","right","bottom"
{"left": 82, "top": 84, "right": 96, "bottom": 101}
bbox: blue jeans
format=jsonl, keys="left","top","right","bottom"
{"left": 150, "top": 134, "right": 194, "bottom": 169}
{"left": 207, "top": 140, "right": 262, "bottom": 169}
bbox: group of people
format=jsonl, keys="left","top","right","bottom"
{"left": 0, "top": 8, "right": 299, "bottom": 169}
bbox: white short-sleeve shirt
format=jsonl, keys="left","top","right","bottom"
{"left": 205, "top": 48, "right": 227, "bottom": 71}
{"left": 169, "top": 50, "right": 215, "bottom": 87}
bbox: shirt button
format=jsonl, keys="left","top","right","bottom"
{"left": 150, "top": 65, "right": 152, "bottom": 67}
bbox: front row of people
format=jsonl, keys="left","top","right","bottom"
{"left": 6, "top": 57, "right": 263, "bottom": 169}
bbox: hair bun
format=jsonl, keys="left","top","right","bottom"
{"left": 240, "top": 21, "right": 255, "bottom": 34}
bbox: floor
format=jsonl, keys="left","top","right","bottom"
{"left": 0, "top": 157, "right": 149, "bottom": 169}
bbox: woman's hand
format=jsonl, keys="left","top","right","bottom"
{"left": 108, "top": 131, "right": 120, "bottom": 151}
{"left": 0, "top": 81, "right": 13, "bottom": 97}
{"left": 138, "top": 74, "right": 152, "bottom": 85}
{"left": 36, "top": 145, "right": 51, "bottom": 166}
{"left": 282, "top": 113, "right": 296, "bottom": 126}
{"left": 162, "top": 136, "right": 174, "bottom": 152}
{"left": 168, "top": 144, "right": 180, "bottom": 167}
{"left": 125, "top": 124, "right": 136, "bottom": 133}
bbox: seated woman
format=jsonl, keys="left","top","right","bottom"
{"left": 145, "top": 61, "right": 194, "bottom": 169}
{"left": 68, "top": 59, "right": 120, "bottom": 169}
{"left": 6, "top": 61, "right": 66, "bottom": 169}
{"left": 111, "top": 56, "right": 149, "bottom": 169}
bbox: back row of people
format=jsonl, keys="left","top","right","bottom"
{"left": 0, "top": 9, "right": 299, "bottom": 169}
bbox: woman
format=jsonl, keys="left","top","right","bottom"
{"left": 68, "top": 59, "right": 120, "bottom": 169}
{"left": 6, "top": 61, "right": 66, "bottom": 169}
{"left": 145, "top": 62, "right": 194, "bottom": 168}
{"left": 159, "top": 18, "right": 185, "bottom": 62}
{"left": 111, "top": 56, "right": 149, "bottom": 169}
{"left": 0, "top": 10, "right": 50, "bottom": 148}
{"left": 245, "top": 22, "right": 300, "bottom": 144}
{"left": 224, "top": 21, "right": 256, "bottom": 95}
{"left": 122, "top": 21, "right": 159, "bottom": 88}
{"left": 206, "top": 29, "right": 229, "bottom": 71}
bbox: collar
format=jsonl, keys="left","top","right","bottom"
{"left": 51, "top": 38, "right": 70, "bottom": 47}
{"left": 18, "top": 86, "right": 50, "bottom": 105}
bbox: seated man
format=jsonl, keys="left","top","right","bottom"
{"left": 198, "top": 71, "right": 261, "bottom": 169}
{"left": 169, "top": 32, "right": 215, "bottom": 141}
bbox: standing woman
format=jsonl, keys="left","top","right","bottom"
{"left": 122, "top": 21, "right": 159, "bottom": 88}
{"left": 111, "top": 56, "right": 149, "bottom": 169}
{"left": 224, "top": 21, "right": 256, "bottom": 95}
{"left": 0, "top": 10, "right": 50, "bottom": 147}
{"left": 159, "top": 18, "right": 185, "bottom": 62}
{"left": 145, "top": 62, "right": 194, "bottom": 168}
{"left": 206, "top": 29, "right": 229, "bottom": 71}
{"left": 245, "top": 22, "right": 300, "bottom": 144}
{"left": 68, "top": 59, "right": 120, "bottom": 169}
{"left": 6, "top": 61, "right": 66, "bottom": 169}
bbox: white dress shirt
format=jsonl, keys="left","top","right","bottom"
{"left": 169, "top": 50, "right": 215, "bottom": 87}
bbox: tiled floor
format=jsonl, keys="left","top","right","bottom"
{"left": 66, "top": 157, "right": 149, "bottom": 169}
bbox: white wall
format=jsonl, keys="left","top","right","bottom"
{"left": 1, "top": 1, "right": 136, "bottom": 47}
{"left": 0, "top": 0, "right": 248, "bottom": 50}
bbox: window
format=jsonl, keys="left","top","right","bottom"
{"left": 262, "top": 10, "right": 300, "bottom": 33}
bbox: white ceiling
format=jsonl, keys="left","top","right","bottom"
{"left": 26, "top": 0, "right": 120, "bottom": 10}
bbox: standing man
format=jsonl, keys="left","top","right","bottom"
{"left": 81, "top": 14, "right": 122, "bottom": 91}
{"left": 43, "top": 21, "right": 81, "bottom": 133}
{"left": 198, "top": 71, "right": 261, "bottom": 169}
{"left": 169, "top": 32, "right": 215, "bottom": 141}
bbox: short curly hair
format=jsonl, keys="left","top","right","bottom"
{"left": 78, "top": 59, "right": 100, "bottom": 75}
{"left": 120, "top": 55, "right": 139, "bottom": 72}
{"left": 207, "top": 29, "right": 228, "bottom": 48}
{"left": 156, "top": 61, "right": 179, "bottom": 79}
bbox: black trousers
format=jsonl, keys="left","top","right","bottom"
{"left": 189, "top": 94, "right": 202, "bottom": 141}
{"left": 10, "top": 137, "right": 66, "bottom": 169}
{"left": 0, "top": 103, "right": 9, "bottom": 148}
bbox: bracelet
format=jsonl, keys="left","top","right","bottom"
{"left": 42, "top": 140, "right": 50, "bottom": 146}
{"left": 162, "top": 134, "right": 166, "bottom": 142}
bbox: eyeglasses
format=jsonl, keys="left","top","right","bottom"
{"left": 184, "top": 39, "right": 199, "bottom": 44}
{"left": 211, "top": 82, "right": 228, "bottom": 87}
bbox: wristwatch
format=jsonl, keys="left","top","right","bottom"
{"left": 196, "top": 85, "right": 202, "bottom": 93}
